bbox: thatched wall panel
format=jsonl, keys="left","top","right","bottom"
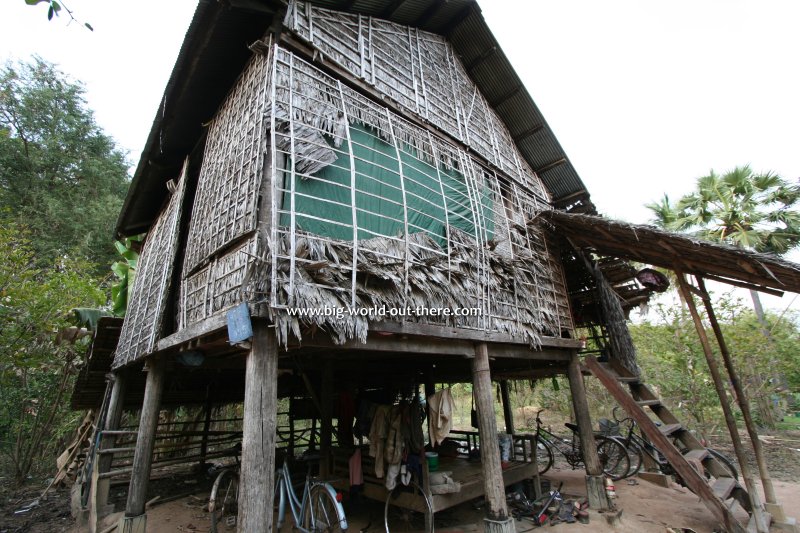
{"left": 267, "top": 47, "right": 573, "bottom": 346}
{"left": 182, "top": 51, "right": 272, "bottom": 277}
{"left": 285, "top": 2, "right": 548, "bottom": 203}
{"left": 113, "top": 165, "right": 187, "bottom": 368}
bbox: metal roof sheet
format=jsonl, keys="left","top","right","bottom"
{"left": 117, "top": 0, "right": 592, "bottom": 236}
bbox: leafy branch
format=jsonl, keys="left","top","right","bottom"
{"left": 23, "top": 0, "right": 93, "bottom": 31}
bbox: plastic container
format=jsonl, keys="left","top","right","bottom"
{"left": 425, "top": 451, "right": 439, "bottom": 472}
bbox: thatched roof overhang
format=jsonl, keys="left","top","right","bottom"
{"left": 117, "top": 0, "right": 593, "bottom": 236}
{"left": 542, "top": 210, "right": 800, "bottom": 296}
{"left": 71, "top": 317, "right": 123, "bottom": 409}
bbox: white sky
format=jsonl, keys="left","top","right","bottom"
{"left": 2, "top": 0, "right": 799, "bottom": 314}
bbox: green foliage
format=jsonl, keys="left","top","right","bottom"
{"left": 630, "top": 296, "right": 800, "bottom": 435}
{"left": 0, "top": 57, "right": 128, "bottom": 272}
{"left": 646, "top": 165, "right": 800, "bottom": 254}
{"left": 110, "top": 235, "right": 142, "bottom": 316}
{"left": 0, "top": 219, "right": 105, "bottom": 484}
{"left": 23, "top": 0, "right": 93, "bottom": 30}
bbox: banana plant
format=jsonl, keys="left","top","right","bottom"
{"left": 110, "top": 235, "right": 143, "bottom": 317}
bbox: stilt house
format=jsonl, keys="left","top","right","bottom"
{"left": 72, "top": 1, "right": 800, "bottom": 532}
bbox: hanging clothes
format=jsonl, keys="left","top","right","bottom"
{"left": 368, "top": 404, "right": 391, "bottom": 478}
{"left": 349, "top": 448, "right": 363, "bottom": 487}
{"left": 427, "top": 388, "right": 455, "bottom": 446}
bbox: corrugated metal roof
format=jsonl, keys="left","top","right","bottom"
{"left": 117, "top": 0, "right": 593, "bottom": 236}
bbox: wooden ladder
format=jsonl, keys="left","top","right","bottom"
{"left": 585, "top": 356, "right": 756, "bottom": 533}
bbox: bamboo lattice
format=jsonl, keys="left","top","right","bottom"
{"left": 173, "top": 11, "right": 573, "bottom": 349}
{"left": 113, "top": 164, "right": 187, "bottom": 368}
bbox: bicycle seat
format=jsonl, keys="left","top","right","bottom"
{"left": 564, "top": 422, "right": 579, "bottom": 433}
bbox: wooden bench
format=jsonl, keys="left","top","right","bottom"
{"left": 330, "top": 431, "right": 539, "bottom": 514}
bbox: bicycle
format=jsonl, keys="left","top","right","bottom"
{"left": 606, "top": 406, "right": 738, "bottom": 481}
{"left": 533, "top": 409, "right": 630, "bottom": 480}
{"left": 208, "top": 445, "right": 241, "bottom": 533}
{"left": 275, "top": 454, "right": 348, "bottom": 533}
{"left": 384, "top": 460, "right": 434, "bottom": 533}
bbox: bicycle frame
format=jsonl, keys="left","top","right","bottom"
{"left": 275, "top": 459, "right": 348, "bottom": 533}
{"left": 535, "top": 415, "right": 583, "bottom": 468}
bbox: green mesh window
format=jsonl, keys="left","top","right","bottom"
{"left": 282, "top": 124, "right": 494, "bottom": 245}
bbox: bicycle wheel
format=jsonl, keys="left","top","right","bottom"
{"left": 535, "top": 436, "right": 554, "bottom": 476}
{"left": 618, "top": 438, "right": 643, "bottom": 478}
{"left": 209, "top": 469, "right": 239, "bottom": 533}
{"left": 302, "top": 483, "right": 347, "bottom": 533}
{"left": 707, "top": 448, "right": 739, "bottom": 480}
{"left": 595, "top": 437, "right": 630, "bottom": 481}
{"left": 384, "top": 480, "right": 433, "bottom": 533}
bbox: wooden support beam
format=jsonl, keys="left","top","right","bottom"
{"left": 499, "top": 380, "right": 514, "bottom": 435}
{"left": 438, "top": 4, "right": 475, "bottom": 35}
{"left": 513, "top": 123, "right": 544, "bottom": 144}
{"left": 566, "top": 352, "right": 611, "bottom": 510}
{"left": 121, "top": 357, "right": 166, "bottom": 525}
{"left": 239, "top": 322, "right": 279, "bottom": 533}
{"left": 319, "top": 360, "right": 334, "bottom": 478}
{"left": 489, "top": 84, "right": 523, "bottom": 109}
{"left": 535, "top": 158, "right": 567, "bottom": 175}
{"left": 465, "top": 46, "right": 498, "bottom": 74}
{"left": 696, "top": 277, "right": 780, "bottom": 511}
{"left": 91, "top": 372, "right": 127, "bottom": 527}
{"left": 676, "top": 274, "right": 768, "bottom": 533}
{"left": 471, "top": 343, "right": 513, "bottom": 532}
{"left": 198, "top": 385, "right": 214, "bottom": 471}
{"left": 413, "top": 0, "right": 446, "bottom": 28}
{"left": 381, "top": 0, "right": 406, "bottom": 19}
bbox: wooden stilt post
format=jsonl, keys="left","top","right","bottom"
{"left": 198, "top": 385, "right": 213, "bottom": 473}
{"left": 238, "top": 321, "right": 279, "bottom": 533}
{"left": 697, "top": 277, "right": 792, "bottom": 526}
{"left": 90, "top": 372, "right": 127, "bottom": 529}
{"left": 567, "top": 351, "right": 611, "bottom": 510}
{"left": 472, "top": 343, "right": 514, "bottom": 533}
{"left": 499, "top": 380, "right": 514, "bottom": 435}
{"left": 320, "top": 359, "right": 334, "bottom": 478}
{"left": 118, "top": 357, "right": 165, "bottom": 532}
{"left": 676, "top": 274, "right": 769, "bottom": 533}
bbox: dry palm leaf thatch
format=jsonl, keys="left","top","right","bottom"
{"left": 249, "top": 225, "right": 567, "bottom": 348}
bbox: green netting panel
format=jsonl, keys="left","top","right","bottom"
{"left": 281, "top": 124, "right": 494, "bottom": 244}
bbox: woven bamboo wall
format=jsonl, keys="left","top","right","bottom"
{"left": 285, "top": 2, "right": 549, "bottom": 201}
{"left": 172, "top": 9, "right": 573, "bottom": 349}
{"left": 113, "top": 165, "right": 187, "bottom": 368}
{"left": 264, "top": 47, "right": 572, "bottom": 346}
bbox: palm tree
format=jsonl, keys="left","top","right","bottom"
{"left": 646, "top": 165, "right": 800, "bottom": 426}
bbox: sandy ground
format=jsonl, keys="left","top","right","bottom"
{"left": 84, "top": 466, "right": 800, "bottom": 533}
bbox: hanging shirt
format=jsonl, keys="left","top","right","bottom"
{"left": 427, "top": 388, "right": 455, "bottom": 446}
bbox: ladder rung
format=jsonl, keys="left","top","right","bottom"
{"left": 636, "top": 399, "right": 662, "bottom": 407}
{"left": 712, "top": 477, "right": 737, "bottom": 499}
{"left": 683, "top": 449, "right": 709, "bottom": 462}
{"left": 659, "top": 424, "right": 684, "bottom": 437}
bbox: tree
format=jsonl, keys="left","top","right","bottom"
{"left": 0, "top": 57, "right": 129, "bottom": 270}
{"left": 0, "top": 219, "right": 105, "bottom": 484}
{"left": 646, "top": 165, "right": 800, "bottom": 427}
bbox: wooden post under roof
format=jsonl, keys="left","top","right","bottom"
{"left": 566, "top": 351, "right": 611, "bottom": 510}
{"left": 499, "top": 380, "right": 514, "bottom": 435}
{"left": 118, "top": 356, "right": 165, "bottom": 531}
{"left": 471, "top": 342, "right": 514, "bottom": 533}
{"left": 90, "top": 371, "right": 127, "bottom": 527}
{"left": 696, "top": 276, "right": 792, "bottom": 525}
{"left": 676, "top": 273, "right": 769, "bottom": 533}
{"left": 239, "top": 320, "right": 279, "bottom": 533}
{"left": 320, "top": 359, "right": 334, "bottom": 477}
{"left": 198, "top": 384, "right": 213, "bottom": 473}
